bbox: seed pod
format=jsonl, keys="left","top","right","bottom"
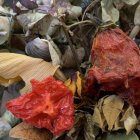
{"left": 25, "top": 37, "right": 51, "bottom": 61}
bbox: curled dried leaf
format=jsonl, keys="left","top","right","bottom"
{"left": 0, "top": 53, "right": 61, "bottom": 94}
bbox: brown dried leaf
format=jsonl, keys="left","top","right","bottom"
{"left": 10, "top": 122, "right": 52, "bottom": 140}
{"left": 0, "top": 53, "right": 59, "bottom": 94}
{"left": 102, "top": 95, "right": 124, "bottom": 130}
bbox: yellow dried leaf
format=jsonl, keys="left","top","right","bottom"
{"left": 0, "top": 53, "right": 59, "bottom": 94}
{"left": 113, "top": 116, "right": 123, "bottom": 131}
{"left": 10, "top": 122, "right": 52, "bottom": 140}
{"left": 121, "top": 106, "right": 138, "bottom": 134}
{"left": 93, "top": 106, "right": 105, "bottom": 130}
{"left": 102, "top": 95, "right": 124, "bottom": 130}
{"left": 76, "top": 71, "right": 82, "bottom": 97}
{"left": 65, "top": 79, "right": 76, "bottom": 95}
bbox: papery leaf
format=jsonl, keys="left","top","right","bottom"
{"left": 93, "top": 106, "right": 106, "bottom": 130}
{"left": 10, "top": 122, "right": 52, "bottom": 140}
{"left": 120, "top": 106, "right": 138, "bottom": 134}
{"left": 19, "top": 0, "right": 38, "bottom": 10}
{"left": 97, "top": 131, "right": 139, "bottom": 140}
{"left": 122, "top": 0, "right": 139, "bottom": 5}
{"left": 17, "top": 13, "right": 53, "bottom": 37}
{"left": 101, "top": 0, "right": 119, "bottom": 22}
{"left": 102, "top": 95, "right": 124, "bottom": 130}
{"left": 0, "top": 6, "right": 12, "bottom": 45}
{"left": 0, "top": 53, "right": 60, "bottom": 94}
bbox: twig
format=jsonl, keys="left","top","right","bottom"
{"left": 61, "top": 21, "right": 82, "bottom": 73}
{"left": 67, "top": 20, "right": 93, "bottom": 29}
{"left": 82, "top": 0, "right": 101, "bottom": 21}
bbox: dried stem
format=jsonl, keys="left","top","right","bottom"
{"left": 82, "top": 0, "right": 101, "bottom": 21}
{"left": 61, "top": 21, "right": 82, "bottom": 73}
{"left": 67, "top": 20, "right": 93, "bottom": 29}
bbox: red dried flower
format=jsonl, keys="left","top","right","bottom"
{"left": 85, "top": 27, "right": 140, "bottom": 107}
{"left": 6, "top": 76, "right": 74, "bottom": 135}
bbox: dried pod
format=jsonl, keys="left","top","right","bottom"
{"left": 25, "top": 37, "right": 51, "bottom": 61}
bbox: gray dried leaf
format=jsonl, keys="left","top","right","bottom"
{"left": 17, "top": 12, "right": 53, "bottom": 37}
{"left": 62, "top": 46, "right": 85, "bottom": 68}
{"left": 25, "top": 37, "right": 51, "bottom": 61}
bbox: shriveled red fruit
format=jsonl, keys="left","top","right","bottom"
{"left": 85, "top": 27, "right": 140, "bottom": 107}
{"left": 6, "top": 76, "right": 74, "bottom": 136}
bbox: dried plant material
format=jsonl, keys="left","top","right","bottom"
{"left": 47, "top": 40, "right": 62, "bottom": 66}
{"left": 65, "top": 78, "right": 76, "bottom": 96}
{"left": 0, "top": 118, "right": 11, "bottom": 138}
{"left": 76, "top": 72, "right": 83, "bottom": 97}
{"left": 25, "top": 37, "right": 51, "bottom": 61}
{"left": 10, "top": 122, "right": 52, "bottom": 140}
{"left": 93, "top": 95, "right": 138, "bottom": 133}
{"left": 17, "top": 13, "right": 53, "bottom": 37}
{"left": 0, "top": 6, "right": 12, "bottom": 45}
{"left": 93, "top": 103, "right": 106, "bottom": 130}
{"left": 97, "top": 130, "right": 139, "bottom": 140}
{"left": 123, "top": 0, "right": 139, "bottom": 5}
{"left": 101, "top": 1, "right": 119, "bottom": 23}
{"left": 120, "top": 106, "right": 138, "bottom": 134}
{"left": 0, "top": 0, "right": 4, "bottom": 5}
{"left": 102, "top": 95, "right": 124, "bottom": 130}
{"left": 62, "top": 46, "right": 85, "bottom": 68}
{"left": 85, "top": 26, "right": 140, "bottom": 108}
{"left": 66, "top": 113, "right": 99, "bottom": 140}
{"left": 65, "top": 72, "right": 83, "bottom": 97}
{"left": 84, "top": 114, "right": 98, "bottom": 140}
{"left": 0, "top": 53, "right": 59, "bottom": 94}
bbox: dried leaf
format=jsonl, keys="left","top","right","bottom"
{"left": 93, "top": 106, "right": 105, "bottom": 129}
{"left": 10, "top": 122, "right": 52, "bottom": 140}
{"left": 120, "top": 106, "right": 138, "bottom": 134}
{"left": 113, "top": 116, "right": 123, "bottom": 131}
{"left": 0, "top": 0, "right": 4, "bottom": 5}
{"left": 84, "top": 114, "right": 99, "bottom": 140}
{"left": 47, "top": 40, "right": 62, "bottom": 66}
{"left": 101, "top": 1, "right": 119, "bottom": 22}
{"left": 17, "top": 13, "right": 53, "bottom": 37}
{"left": 0, "top": 53, "right": 59, "bottom": 94}
{"left": 66, "top": 112, "right": 99, "bottom": 140}
{"left": 0, "top": 118, "right": 11, "bottom": 138}
{"left": 19, "top": 0, "right": 38, "bottom": 10}
{"left": 76, "top": 71, "right": 83, "bottom": 97}
{"left": 0, "top": 6, "right": 12, "bottom": 45}
{"left": 102, "top": 95, "right": 124, "bottom": 130}
{"left": 62, "top": 46, "right": 85, "bottom": 68}
{"left": 97, "top": 131, "right": 139, "bottom": 140}
{"left": 65, "top": 78, "right": 76, "bottom": 96}
{"left": 122, "top": 0, "right": 139, "bottom": 5}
